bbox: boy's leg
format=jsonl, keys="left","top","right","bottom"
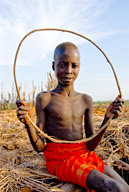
{"left": 104, "top": 164, "right": 129, "bottom": 190}
{"left": 86, "top": 169, "right": 128, "bottom": 192}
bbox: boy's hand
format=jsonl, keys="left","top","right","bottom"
{"left": 105, "top": 95, "right": 124, "bottom": 120}
{"left": 16, "top": 100, "right": 32, "bottom": 125}
{"left": 114, "top": 160, "right": 129, "bottom": 171}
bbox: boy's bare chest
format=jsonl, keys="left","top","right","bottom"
{"left": 46, "top": 95, "right": 85, "bottom": 120}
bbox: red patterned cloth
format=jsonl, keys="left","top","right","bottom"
{"left": 44, "top": 142, "right": 104, "bottom": 191}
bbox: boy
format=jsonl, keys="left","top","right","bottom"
{"left": 16, "top": 42, "right": 129, "bottom": 192}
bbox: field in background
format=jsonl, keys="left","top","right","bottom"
{"left": 0, "top": 72, "right": 57, "bottom": 111}
{"left": 1, "top": 70, "right": 129, "bottom": 110}
{"left": 0, "top": 104, "right": 129, "bottom": 191}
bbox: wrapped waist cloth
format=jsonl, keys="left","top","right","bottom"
{"left": 44, "top": 142, "right": 104, "bottom": 190}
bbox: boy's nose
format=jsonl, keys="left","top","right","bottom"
{"left": 65, "top": 65, "right": 72, "bottom": 73}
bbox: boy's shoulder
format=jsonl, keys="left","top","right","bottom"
{"left": 79, "top": 92, "right": 93, "bottom": 103}
{"left": 36, "top": 90, "right": 60, "bottom": 100}
{"left": 80, "top": 93, "right": 93, "bottom": 110}
{"left": 36, "top": 91, "right": 51, "bottom": 99}
{"left": 36, "top": 91, "right": 52, "bottom": 107}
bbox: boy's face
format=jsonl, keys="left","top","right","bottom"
{"left": 53, "top": 47, "right": 80, "bottom": 86}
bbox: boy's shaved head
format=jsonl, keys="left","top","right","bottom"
{"left": 53, "top": 42, "right": 80, "bottom": 61}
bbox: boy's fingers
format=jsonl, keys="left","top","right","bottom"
{"left": 114, "top": 95, "right": 124, "bottom": 104}
{"left": 19, "top": 105, "right": 30, "bottom": 111}
{"left": 17, "top": 109, "right": 28, "bottom": 115}
{"left": 113, "top": 106, "right": 123, "bottom": 112}
{"left": 116, "top": 94, "right": 121, "bottom": 100}
{"left": 19, "top": 115, "right": 29, "bottom": 119}
{"left": 18, "top": 115, "right": 30, "bottom": 124}
{"left": 115, "top": 160, "right": 129, "bottom": 170}
{"left": 118, "top": 98, "right": 124, "bottom": 103}
{"left": 16, "top": 100, "right": 27, "bottom": 107}
{"left": 112, "top": 109, "right": 121, "bottom": 118}
{"left": 16, "top": 100, "right": 22, "bottom": 107}
{"left": 121, "top": 168, "right": 128, "bottom": 171}
{"left": 112, "top": 109, "right": 121, "bottom": 114}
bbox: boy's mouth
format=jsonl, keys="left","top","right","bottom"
{"left": 62, "top": 76, "right": 73, "bottom": 81}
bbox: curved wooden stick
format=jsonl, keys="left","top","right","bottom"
{"left": 13, "top": 28, "right": 122, "bottom": 99}
{"left": 26, "top": 115, "right": 113, "bottom": 143}
{"left": 13, "top": 28, "right": 122, "bottom": 143}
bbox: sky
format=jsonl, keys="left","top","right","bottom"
{"left": 0, "top": 0, "right": 129, "bottom": 101}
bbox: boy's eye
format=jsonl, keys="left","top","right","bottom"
{"left": 72, "top": 63, "right": 78, "bottom": 68}
{"left": 59, "top": 62, "right": 65, "bottom": 68}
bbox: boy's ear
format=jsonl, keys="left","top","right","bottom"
{"left": 52, "top": 61, "right": 55, "bottom": 71}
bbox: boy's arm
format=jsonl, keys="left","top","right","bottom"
{"left": 84, "top": 95, "right": 124, "bottom": 151}
{"left": 16, "top": 94, "right": 47, "bottom": 152}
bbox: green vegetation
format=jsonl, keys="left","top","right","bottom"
{"left": 94, "top": 100, "right": 129, "bottom": 106}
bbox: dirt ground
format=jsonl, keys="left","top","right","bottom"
{"left": 0, "top": 104, "right": 129, "bottom": 191}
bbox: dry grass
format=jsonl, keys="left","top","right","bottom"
{"left": 93, "top": 105, "right": 129, "bottom": 163}
{"left": 0, "top": 105, "right": 129, "bottom": 191}
{"left": 0, "top": 110, "right": 63, "bottom": 191}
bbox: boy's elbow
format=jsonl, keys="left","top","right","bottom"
{"left": 87, "top": 141, "right": 95, "bottom": 151}
{"left": 33, "top": 141, "right": 45, "bottom": 152}
{"left": 33, "top": 145, "right": 44, "bottom": 152}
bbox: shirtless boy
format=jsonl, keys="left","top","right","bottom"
{"left": 16, "top": 42, "right": 129, "bottom": 192}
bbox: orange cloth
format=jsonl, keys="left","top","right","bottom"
{"left": 44, "top": 142, "right": 104, "bottom": 191}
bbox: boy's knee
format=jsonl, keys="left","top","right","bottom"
{"left": 87, "top": 169, "right": 127, "bottom": 192}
